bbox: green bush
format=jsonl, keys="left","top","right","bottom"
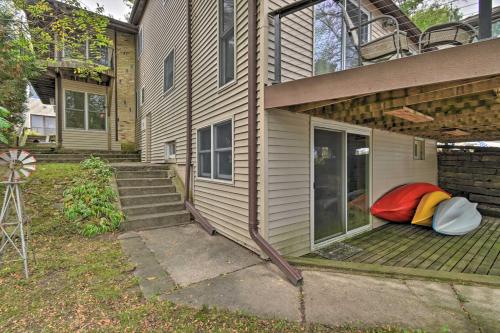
{"left": 63, "top": 156, "right": 124, "bottom": 237}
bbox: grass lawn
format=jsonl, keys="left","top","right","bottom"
{"left": 0, "top": 163, "right": 410, "bottom": 332}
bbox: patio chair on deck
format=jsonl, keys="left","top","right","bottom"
{"left": 418, "top": 22, "right": 477, "bottom": 53}
{"left": 340, "top": 5, "right": 412, "bottom": 65}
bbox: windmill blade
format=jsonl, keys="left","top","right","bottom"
{"left": 23, "top": 164, "right": 36, "bottom": 172}
{"left": 19, "top": 168, "right": 31, "bottom": 178}
{"left": 18, "top": 151, "right": 30, "bottom": 162}
{"left": 0, "top": 152, "right": 11, "bottom": 163}
{"left": 21, "top": 156, "right": 36, "bottom": 165}
{"left": 9, "top": 150, "right": 18, "bottom": 161}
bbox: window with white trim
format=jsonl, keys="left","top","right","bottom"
{"left": 218, "top": 0, "right": 235, "bottom": 87}
{"left": 414, "top": 138, "right": 425, "bottom": 160}
{"left": 164, "top": 50, "right": 174, "bottom": 93}
{"left": 165, "top": 141, "right": 176, "bottom": 161}
{"left": 65, "top": 90, "right": 106, "bottom": 131}
{"left": 140, "top": 86, "right": 145, "bottom": 106}
{"left": 197, "top": 119, "right": 233, "bottom": 181}
{"left": 137, "top": 26, "right": 144, "bottom": 57}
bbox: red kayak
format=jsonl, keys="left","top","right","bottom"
{"left": 371, "top": 183, "right": 447, "bottom": 222}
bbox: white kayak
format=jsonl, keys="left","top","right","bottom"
{"left": 432, "top": 197, "right": 482, "bottom": 236}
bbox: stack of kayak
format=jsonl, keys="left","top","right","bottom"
{"left": 371, "top": 183, "right": 482, "bottom": 235}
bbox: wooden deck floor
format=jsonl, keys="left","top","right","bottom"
{"left": 332, "top": 217, "right": 500, "bottom": 276}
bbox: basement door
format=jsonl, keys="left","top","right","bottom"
{"left": 312, "top": 124, "right": 371, "bottom": 249}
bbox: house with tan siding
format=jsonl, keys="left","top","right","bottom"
{"left": 30, "top": 5, "right": 137, "bottom": 152}
{"left": 127, "top": 0, "right": 500, "bottom": 284}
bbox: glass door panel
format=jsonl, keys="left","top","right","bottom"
{"left": 314, "top": 129, "right": 345, "bottom": 243}
{"left": 347, "top": 133, "right": 370, "bottom": 231}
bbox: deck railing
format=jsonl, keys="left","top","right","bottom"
{"left": 268, "top": 0, "right": 495, "bottom": 84}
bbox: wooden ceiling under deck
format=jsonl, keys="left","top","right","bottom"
{"left": 265, "top": 38, "right": 500, "bottom": 143}
{"left": 302, "top": 76, "right": 500, "bottom": 142}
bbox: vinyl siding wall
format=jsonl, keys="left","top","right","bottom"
{"left": 191, "top": 0, "right": 262, "bottom": 252}
{"left": 372, "top": 129, "right": 438, "bottom": 227}
{"left": 136, "top": 0, "right": 188, "bottom": 165}
{"left": 265, "top": 111, "right": 438, "bottom": 256}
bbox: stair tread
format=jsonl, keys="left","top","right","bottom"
{"left": 119, "top": 185, "right": 174, "bottom": 189}
{"left": 123, "top": 201, "right": 184, "bottom": 209}
{"left": 127, "top": 210, "right": 190, "bottom": 221}
{"left": 116, "top": 177, "right": 171, "bottom": 181}
{"left": 121, "top": 193, "right": 179, "bottom": 199}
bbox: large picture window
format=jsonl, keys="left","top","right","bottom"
{"left": 218, "top": 0, "right": 235, "bottom": 87}
{"left": 65, "top": 90, "right": 106, "bottom": 131}
{"left": 197, "top": 120, "right": 233, "bottom": 181}
{"left": 164, "top": 50, "right": 174, "bottom": 92}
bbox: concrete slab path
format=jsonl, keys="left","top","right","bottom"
{"left": 120, "top": 223, "right": 500, "bottom": 332}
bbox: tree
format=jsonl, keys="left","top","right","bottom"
{"left": 0, "top": 0, "right": 112, "bottom": 142}
{"left": 395, "top": 0, "right": 461, "bottom": 31}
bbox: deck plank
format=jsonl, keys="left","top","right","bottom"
{"left": 393, "top": 231, "right": 446, "bottom": 268}
{"left": 405, "top": 232, "right": 453, "bottom": 268}
{"left": 437, "top": 222, "right": 491, "bottom": 272}
{"left": 378, "top": 229, "right": 436, "bottom": 266}
{"left": 426, "top": 224, "right": 485, "bottom": 271}
{"left": 462, "top": 221, "right": 500, "bottom": 274}
{"left": 347, "top": 226, "right": 421, "bottom": 262}
{"left": 324, "top": 217, "right": 500, "bottom": 277}
{"left": 344, "top": 224, "right": 414, "bottom": 260}
{"left": 453, "top": 220, "right": 500, "bottom": 273}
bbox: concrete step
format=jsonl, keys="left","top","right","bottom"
{"left": 120, "top": 193, "right": 181, "bottom": 207}
{"left": 123, "top": 201, "right": 185, "bottom": 217}
{"left": 118, "top": 185, "right": 176, "bottom": 196}
{"left": 116, "top": 177, "right": 172, "bottom": 187}
{"left": 38, "top": 158, "right": 141, "bottom": 163}
{"left": 116, "top": 170, "right": 170, "bottom": 179}
{"left": 35, "top": 153, "right": 139, "bottom": 159}
{"left": 121, "top": 211, "right": 191, "bottom": 232}
{"left": 112, "top": 164, "right": 169, "bottom": 172}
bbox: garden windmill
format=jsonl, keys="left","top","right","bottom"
{"left": 0, "top": 150, "right": 36, "bottom": 278}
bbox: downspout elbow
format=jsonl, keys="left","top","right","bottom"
{"left": 247, "top": 0, "right": 303, "bottom": 286}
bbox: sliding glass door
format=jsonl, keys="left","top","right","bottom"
{"left": 313, "top": 127, "right": 371, "bottom": 246}
{"left": 314, "top": 129, "right": 345, "bottom": 243}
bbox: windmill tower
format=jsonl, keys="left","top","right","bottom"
{"left": 0, "top": 150, "right": 36, "bottom": 278}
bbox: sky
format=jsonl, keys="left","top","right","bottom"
{"left": 79, "top": 0, "right": 500, "bottom": 22}
{"left": 80, "top": 0, "right": 131, "bottom": 22}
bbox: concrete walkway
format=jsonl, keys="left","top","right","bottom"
{"left": 120, "top": 223, "right": 500, "bottom": 333}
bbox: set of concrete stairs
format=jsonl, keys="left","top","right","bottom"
{"left": 114, "top": 164, "right": 191, "bottom": 231}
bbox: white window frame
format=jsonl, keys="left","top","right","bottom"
{"left": 310, "top": 118, "right": 373, "bottom": 251}
{"left": 165, "top": 141, "right": 176, "bottom": 161}
{"left": 196, "top": 118, "right": 234, "bottom": 184}
{"left": 140, "top": 86, "right": 145, "bottom": 106}
{"left": 163, "top": 50, "right": 175, "bottom": 94}
{"left": 137, "top": 25, "right": 144, "bottom": 58}
{"left": 217, "top": 0, "right": 237, "bottom": 89}
{"left": 414, "top": 137, "right": 426, "bottom": 160}
{"left": 63, "top": 89, "right": 107, "bottom": 132}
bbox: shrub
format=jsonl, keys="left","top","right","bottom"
{"left": 63, "top": 156, "right": 124, "bottom": 237}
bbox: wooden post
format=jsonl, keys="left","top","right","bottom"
{"left": 479, "top": 0, "right": 492, "bottom": 40}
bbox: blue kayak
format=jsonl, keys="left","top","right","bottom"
{"left": 432, "top": 197, "right": 482, "bottom": 236}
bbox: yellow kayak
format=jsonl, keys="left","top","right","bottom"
{"left": 412, "top": 191, "right": 451, "bottom": 227}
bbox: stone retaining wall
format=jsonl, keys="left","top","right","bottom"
{"left": 438, "top": 146, "right": 500, "bottom": 217}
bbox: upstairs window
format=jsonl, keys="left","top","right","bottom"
{"left": 197, "top": 120, "right": 233, "bottom": 181}
{"left": 164, "top": 50, "right": 174, "bottom": 93}
{"left": 140, "top": 86, "right": 145, "bottom": 106}
{"left": 218, "top": 0, "right": 235, "bottom": 87}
